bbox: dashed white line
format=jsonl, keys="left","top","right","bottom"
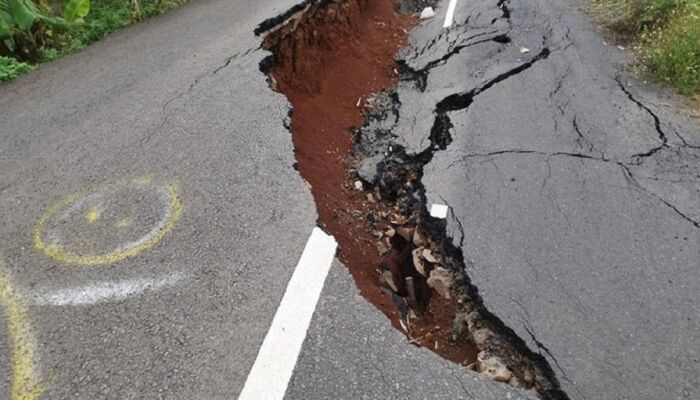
{"left": 444, "top": 0, "right": 458, "bottom": 28}
{"left": 238, "top": 227, "right": 337, "bottom": 400}
{"left": 430, "top": 204, "right": 450, "bottom": 219}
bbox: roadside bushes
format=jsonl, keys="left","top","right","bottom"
{"left": 0, "top": 0, "right": 89, "bottom": 61}
{"left": 43, "top": 0, "right": 189, "bottom": 61}
{"left": 591, "top": 0, "right": 700, "bottom": 95}
{"left": 0, "top": 0, "right": 188, "bottom": 82}
{"left": 0, "top": 55, "right": 32, "bottom": 80}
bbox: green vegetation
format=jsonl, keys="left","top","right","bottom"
{"left": 0, "top": 55, "right": 33, "bottom": 80}
{"left": 0, "top": 0, "right": 188, "bottom": 82}
{"left": 1, "top": 0, "right": 88, "bottom": 64}
{"left": 590, "top": 0, "right": 700, "bottom": 95}
{"left": 42, "top": 0, "right": 189, "bottom": 61}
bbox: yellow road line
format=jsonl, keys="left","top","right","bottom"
{"left": 0, "top": 262, "right": 47, "bottom": 400}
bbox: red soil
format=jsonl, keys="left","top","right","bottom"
{"left": 264, "top": 0, "right": 476, "bottom": 364}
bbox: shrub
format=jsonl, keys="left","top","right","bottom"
{"left": 0, "top": 0, "right": 89, "bottom": 61}
{"left": 0, "top": 55, "right": 33, "bottom": 81}
{"left": 42, "top": 0, "right": 189, "bottom": 61}
{"left": 0, "top": 0, "right": 189, "bottom": 81}
{"left": 641, "top": 3, "right": 700, "bottom": 94}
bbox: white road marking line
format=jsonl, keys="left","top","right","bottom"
{"left": 443, "top": 0, "right": 458, "bottom": 28}
{"left": 29, "top": 273, "right": 184, "bottom": 306}
{"left": 430, "top": 204, "right": 450, "bottom": 219}
{"left": 238, "top": 227, "right": 337, "bottom": 400}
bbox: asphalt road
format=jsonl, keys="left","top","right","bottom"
{"left": 0, "top": 0, "right": 533, "bottom": 399}
{"left": 393, "top": 0, "right": 699, "bottom": 399}
{"left": 0, "top": 0, "right": 698, "bottom": 399}
{"left": 0, "top": 0, "right": 317, "bottom": 398}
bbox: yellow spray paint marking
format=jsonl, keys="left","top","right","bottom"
{"left": 85, "top": 207, "right": 101, "bottom": 224}
{"left": 115, "top": 217, "right": 131, "bottom": 228}
{"left": 0, "top": 263, "right": 47, "bottom": 400}
{"left": 34, "top": 177, "right": 183, "bottom": 266}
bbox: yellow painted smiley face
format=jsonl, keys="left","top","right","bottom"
{"left": 34, "top": 177, "right": 182, "bottom": 266}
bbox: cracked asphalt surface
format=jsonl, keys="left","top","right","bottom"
{"left": 0, "top": 0, "right": 698, "bottom": 399}
{"left": 391, "top": 0, "right": 698, "bottom": 399}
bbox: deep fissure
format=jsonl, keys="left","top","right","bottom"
{"left": 256, "top": 1, "right": 569, "bottom": 398}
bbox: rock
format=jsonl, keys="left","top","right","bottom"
{"left": 452, "top": 313, "right": 470, "bottom": 338}
{"left": 354, "top": 180, "right": 363, "bottom": 190}
{"left": 420, "top": 6, "right": 435, "bottom": 19}
{"left": 413, "top": 226, "right": 428, "bottom": 247}
{"left": 522, "top": 369, "right": 535, "bottom": 385}
{"left": 355, "top": 155, "right": 384, "bottom": 184}
{"left": 427, "top": 267, "right": 452, "bottom": 299}
{"left": 508, "top": 375, "right": 522, "bottom": 388}
{"left": 380, "top": 270, "right": 399, "bottom": 292}
{"left": 519, "top": 46, "right": 530, "bottom": 53}
{"left": 422, "top": 248, "right": 438, "bottom": 263}
{"left": 385, "top": 227, "right": 395, "bottom": 237}
{"left": 376, "top": 241, "right": 390, "bottom": 255}
{"left": 396, "top": 226, "right": 414, "bottom": 241}
{"left": 477, "top": 352, "right": 513, "bottom": 383}
{"left": 390, "top": 214, "right": 407, "bottom": 225}
{"left": 366, "top": 193, "right": 375, "bottom": 203}
{"left": 412, "top": 248, "right": 428, "bottom": 276}
{"left": 471, "top": 328, "right": 494, "bottom": 347}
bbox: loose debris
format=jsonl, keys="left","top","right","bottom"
{"left": 477, "top": 352, "right": 514, "bottom": 383}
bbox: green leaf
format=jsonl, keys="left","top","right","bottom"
{"left": 3, "top": 37, "right": 16, "bottom": 52}
{"left": 63, "top": 0, "right": 89, "bottom": 23}
{"left": 0, "top": 6, "right": 13, "bottom": 38}
{"left": 9, "top": 0, "right": 37, "bottom": 31}
{"left": 36, "top": 13, "right": 67, "bottom": 29}
{"left": 0, "top": 1, "right": 12, "bottom": 18}
{"left": 0, "top": 19, "right": 11, "bottom": 39}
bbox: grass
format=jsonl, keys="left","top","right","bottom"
{"left": 0, "top": 0, "right": 189, "bottom": 81}
{"left": 590, "top": 0, "right": 700, "bottom": 95}
{"left": 641, "top": 3, "right": 700, "bottom": 95}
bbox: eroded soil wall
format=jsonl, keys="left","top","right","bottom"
{"left": 260, "top": 0, "right": 476, "bottom": 363}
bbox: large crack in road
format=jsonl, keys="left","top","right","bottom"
{"left": 255, "top": 0, "right": 570, "bottom": 398}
